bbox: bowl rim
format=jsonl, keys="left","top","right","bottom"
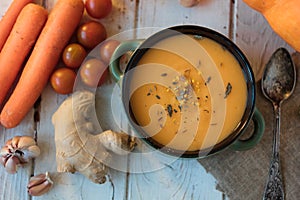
{"left": 122, "top": 25, "right": 256, "bottom": 158}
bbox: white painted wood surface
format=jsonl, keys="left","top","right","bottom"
{"left": 233, "top": 0, "right": 293, "bottom": 80}
{"left": 0, "top": 0, "right": 292, "bottom": 200}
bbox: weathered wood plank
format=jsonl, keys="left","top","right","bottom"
{"left": 127, "top": 158, "right": 224, "bottom": 200}
{"left": 99, "top": 84, "right": 225, "bottom": 200}
{"left": 234, "top": 0, "right": 293, "bottom": 80}
{"left": 125, "top": 1, "right": 231, "bottom": 199}
{"left": 0, "top": 1, "right": 36, "bottom": 200}
{"left": 136, "top": 0, "right": 231, "bottom": 36}
{"left": 0, "top": 1, "right": 12, "bottom": 17}
{"left": 0, "top": 118, "right": 35, "bottom": 200}
{"left": 33, "top": 0, "right": 137, "bottom": 199}
{"left": 4, "top": 0, "right": 293, "bottom": 199}
{"left": 33, "top": 84, "right": 128, "bottom": 200}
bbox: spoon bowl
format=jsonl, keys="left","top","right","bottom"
{"left": 262, "top": 48, "right": 296, "bottom": 104}
{"left": 261, "top": 48, "right": 296, "bottom": 200}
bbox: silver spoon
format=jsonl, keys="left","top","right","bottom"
{"left": 262, "top": 48, "right": 296, "bottom": 200}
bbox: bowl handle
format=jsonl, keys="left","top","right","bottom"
{"left": 230, "top": 107, "right": 265, "bottom": 151}
{"left": 109, "top": 39, "right": 144, "bottom": 83}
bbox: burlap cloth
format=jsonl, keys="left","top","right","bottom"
{"left": 198, "top": 54, "right": 300, "bottom": 200}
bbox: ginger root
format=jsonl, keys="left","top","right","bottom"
{"left": 52, "top": 90, "right": 135, "bottom": 184}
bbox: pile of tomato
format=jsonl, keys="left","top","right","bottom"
{"left": 50, "top": 0, "right": 120, "bottom": 94}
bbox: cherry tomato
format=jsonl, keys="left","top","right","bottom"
{"left": 50, "top": 68, "right": 77, "bottom": 94}
{"left": 77, "top": 21, "right": 107, "bottom": 49}
{"left": 99, "top": 39, "right": 120, "bottom": 64}
{"left": 85, "top": 0, "right": 112, "bottom": 19}
{"left": 62, "top": 43, "right": 87, "bottom": 69}
{"left": 80, "top": 58, "right": 108, "bottom": 87}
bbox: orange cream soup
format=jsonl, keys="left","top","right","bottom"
{"left": 129, "top": 35, "right": 247, "bottom": 151}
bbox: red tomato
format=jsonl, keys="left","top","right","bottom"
{"left": 85, "top": 0, "right": 112, "bottom": 19}
{"left": 80, "top": 58, "right": 108, "bottom": 87}
{"left": 62, "top": 43, "right": 87, "bottom": 69}
{"left": 77, "top": 21, "right": 107, "bottom": 49}
{"left": 99, "top": 39, "right": 120, "bottom": 64}
{"left": 50, "top": 68, "right": 77, "bottom": 94}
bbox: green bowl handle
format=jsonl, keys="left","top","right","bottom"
{"left": 109, "top": 39, "right": 144, "bottom": 83}
{"left": 230, "top": 107, "right": 265, "bottom": 151}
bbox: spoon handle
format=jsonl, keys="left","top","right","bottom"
{"left": 263, "top": 105, "right": 284, "bottom": 200}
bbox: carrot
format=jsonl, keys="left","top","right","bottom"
{"left": 0, "top": 3, "right": 48, "bottom": 110}
{"left": 0, "top": 0, "right": 84, "bottom": 128}
{"left": 0, "top": 0, "right": 33, "bottom": 51}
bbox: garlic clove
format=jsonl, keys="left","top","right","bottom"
{"left": 27, "top": 172, "right": 53, "bottom": 196}
{"left": 22, "top": 145, "right": 41, "bottom": 160}
{"left": 27, "top": 173, "right": 49, "bottom": 188}
{"left": 17, "top": 136, "right": 36, "bottom": 149}
{"left": 5, "top": 138, "right": 12, "bottom": 146}
{"left": 5, "top": 156, "right": 20, "bottom": 174}
{"left": 11, "top": 136, "right": 22, "bottom": 148}
{"left": 0, "top": 156, "right": 6, "bottom": 166}
{"left": 0, "top": 146, "right": 10, "bottom": 157}
{"left": 28, "top": 181, "right": 51, "bottom": 196}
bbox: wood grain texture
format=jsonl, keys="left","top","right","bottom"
{"left": 95, "top": 81, "right": 225, "bottom": 200}
{"left": 4, "top": 0, "right": 296, "bottom": 198}
{"left": 0, "top": 1, "right": 12, "bottom": 18}
{"left": 0, "top": 0, "right": 226, "bottom": 199}
{"left": 136, "top": 0, "right": 231, "bottom": 36}
{"left": 234, "top": 0, "right": 293, "bottom": 81}
{"left": 0, "top": 1, "right": 35, "bottom": 200}
{"left": 33, "top": 84, "right": 130, "bottom": 200}
{"left": 125, "top": 1, "right": 231, "bottom": 200}
{"left": 33, "top": 0, "right": 138, "bottom": 199}
{"left": 1, "top": 0, "right": 282, "bottom": 199}
{"left": 127, "top": 159, "right": 224, "bottom": 200}
{"left": 0, "top": 118, "right": 35, "bottom": 200}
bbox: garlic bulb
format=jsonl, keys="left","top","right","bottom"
{"left": 0, "top": 136, "right": 40, "bottom": 174}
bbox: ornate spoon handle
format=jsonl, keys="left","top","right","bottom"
{"left": 263, "top": 105, "right": 284, "bottom": 200}
{"left": 263, "top": 153, "right": 284, "bottom": 200}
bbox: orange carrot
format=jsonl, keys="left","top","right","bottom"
{"left": 0, "top": 3, "right": 48, "bottom": 110}
{"left": 0, "top": 0, "right": 84, "bottom": 128}
{"left": 0, "top": 0, "right": 33, "bottom": 51}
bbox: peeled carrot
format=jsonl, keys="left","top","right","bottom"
{"left": 0, "top": 0, "right": 33, "bottom": 51}
{"left": 0, "top": 3, "right": 48, "bottom": 110}
{"left": 0, "top": 0, "right": 84, "bottom": 128}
